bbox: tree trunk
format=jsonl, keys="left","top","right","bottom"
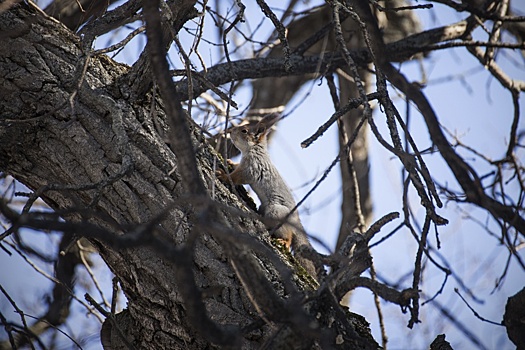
{"left": 503, "top": 287, "right": 525, "bottom": 350}
{"left": 0, "top": 3, "right": 378, "bottom": 349}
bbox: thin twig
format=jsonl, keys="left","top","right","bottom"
{"left": 408, "top": 216, "right": 431, "bottom": 328}
{"left": 255, "top": 0, "right": 293, "bottom": 71}
{"left": 454, "top": 288, "right": 504, "bottom": 326}
{"left": 92, "top": 25, "right": 146, "bottom": 55}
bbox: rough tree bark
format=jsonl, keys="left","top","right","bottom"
{"left": 0, "top": 2, "right": 380, "bottom": 349}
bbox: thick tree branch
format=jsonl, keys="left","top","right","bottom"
{"left": 172, "top": 18, "right": 483, "bottom": 101}
{"left": 142, "top": 0, "right": 205, "bottom": 198}
{"left": 142, "top": 1, "right": 243, "bottom": 346}
{"left": 45, "top": 0, "right": 120, "bottom": 30}
{"left": 335, "top": 276, "right": 417, "bottom": 307}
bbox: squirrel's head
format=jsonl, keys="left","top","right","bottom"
{"left": 229, "top": 114, "right": 280, "bottom": 153}
{"left": 230, "top": 124, "right": 267, "bottom": 153}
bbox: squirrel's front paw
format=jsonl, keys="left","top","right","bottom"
{"left": 217, "top": 159, "right": 239, "bottom": 182}
{"left": 226, "top": 159, "right": 237, "bottom": 167}
{"left": 216, "top": 168, "right": 228, "bottom": 182}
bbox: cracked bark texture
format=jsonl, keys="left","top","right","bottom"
{"left": 0, "top": 3, "right": 378, "bottom": 349}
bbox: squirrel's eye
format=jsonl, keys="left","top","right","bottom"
{"left": 241, "top": 129, "right": 248, "bottom": 134}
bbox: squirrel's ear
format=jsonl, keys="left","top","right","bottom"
{"left": 260, "top": 113, "right": 281, "bottom": 128}
{"left": 256, "top": 113, "right": 280, "bottom": 134}
{"left": 254, "top": 113, "right": 280, "bottom": 141}
{"left": 255, "top": 125, "right": 268, "bottom": 140}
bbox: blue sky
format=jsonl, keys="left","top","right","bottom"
{"left": 1, "top": 1, "right": 524, "bottom": 349}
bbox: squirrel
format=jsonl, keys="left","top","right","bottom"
{"left": 217, "top": 114, "right": 322, "bottom": 280}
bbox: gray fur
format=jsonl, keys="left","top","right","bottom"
{"left": 229, "top": 119, "right": 320, "bottom": 279}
